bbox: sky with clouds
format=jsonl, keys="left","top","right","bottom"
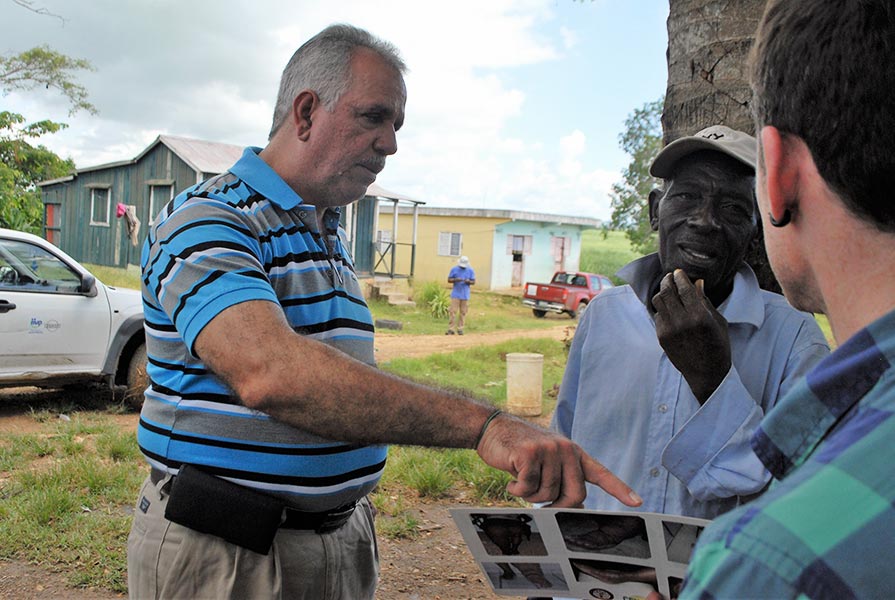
{"left": 1, "top": 0, "right": 669, "bottom": 222}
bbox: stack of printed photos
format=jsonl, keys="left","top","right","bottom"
{"left": 451, "top": 507, "right": 709, "bottom": 600}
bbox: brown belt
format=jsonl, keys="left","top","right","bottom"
{"left": 150, "top": 467, "right": 357, "bottom": 533}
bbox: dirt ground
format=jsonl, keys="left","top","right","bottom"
{"left": 0, "top": 324, "right": 571, "bottom": 600}
{"left": 373, "top": 323, "right": 573, "bottom": 363}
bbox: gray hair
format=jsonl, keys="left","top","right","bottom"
{"left": 268, "top": 23, "right": 407, "bottom": 139}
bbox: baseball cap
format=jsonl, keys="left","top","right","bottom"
{"left": 458, "top": 256, "right": 470, "bottom": 267}
{"left": 649, "top": 125, "right": 756, "bottom": 178}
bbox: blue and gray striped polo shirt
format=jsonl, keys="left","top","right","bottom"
{"left": 137, "top": 147, "right": 386, "bottom": 512}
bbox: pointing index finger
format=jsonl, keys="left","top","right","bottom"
{"left": 576, "top": 453, "right": 643, "bottom": 508}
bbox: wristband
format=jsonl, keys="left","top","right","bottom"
{"left": 474, "top": 409, "right": 503, "bottom": 450}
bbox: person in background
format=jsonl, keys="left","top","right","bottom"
{"left": 446, "top": 255, "right": 475, "bottom": 335}
{"left": 666, "top": 1, "right": 895, "bottom": 598}
{"left": 553, "top": 125, "right": 829, "bottom": 521}
{"left": 127, "top": 23, "right": 640, "bottom": 600}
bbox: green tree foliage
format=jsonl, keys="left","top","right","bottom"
{"left": 0, "top": 42, "right": 93, "bottom": 233}
{"left": 608, "top": 98, "right": 663, "bottom": 254}
{"left": 0, "top": 45, "right": 96, "bottom": 115}
{"left": 0, "top": 111, "right": 74, "bottom": 233}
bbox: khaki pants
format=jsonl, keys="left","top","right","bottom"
{"left": 448, "top": 298, "right": 469, "bottom": 331}
{"left": 127, "top": 475, "right": 379, "bottom": 600}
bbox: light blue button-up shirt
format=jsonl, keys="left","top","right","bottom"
{"left": 552, "top": 254, "right": 830, "bottom": 519}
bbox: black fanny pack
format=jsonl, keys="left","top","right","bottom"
{"left": 164, "top": 465, "right": 285, "bottom": 555}
{"left": 163, "top": 465, "right": 359, "bottom": 555}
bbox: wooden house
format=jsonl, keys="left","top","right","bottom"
{"left": 38, "top": 135, "right": 423, "bottom": 277}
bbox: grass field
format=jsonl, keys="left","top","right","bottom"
{"left": 579, "top": 229, "right": 643, "bottom": 284}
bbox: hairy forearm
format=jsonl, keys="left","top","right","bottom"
{"left": 196, "top": 301, "right": 492, "bottom": 447}
{"left": 254, "top": 340, "right": 491, "bottom": 447}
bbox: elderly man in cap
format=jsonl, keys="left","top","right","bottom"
{"left": 662, "top": 2, "right": 895, "bottom": 597}
{"left": 447, "top": 255, "right": 476, "bottom": 335}
{"left": 552, "top": 125, "right": 829, "bottom": 521}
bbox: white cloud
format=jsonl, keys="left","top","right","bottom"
{"left": 559, "top": 26, "right": 578, "bottom": 50}
{"left": 0, "top": 0, "right": 639, "bottom": 223}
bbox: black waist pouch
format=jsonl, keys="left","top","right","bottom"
{"left": 164, "top": 464, "right": 284, "bottom": 555}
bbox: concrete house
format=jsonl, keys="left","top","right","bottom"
{"left": 377, "top": 205, "right": 602, "bottom": 290}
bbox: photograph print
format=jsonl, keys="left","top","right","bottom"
{"left": 556, "top": 512, "right": 650, "bottom": 558}
{"left": 661, "top": 520, "right": 704, "bottom": 564}
{"left": 481, "top": 561, "right": 569, "bottom": 593}
{"left": 470, "top": 512, "right": 548, "bottom": 557}
{"left": 570, "top": 558, "right": 659, "bottom": 599}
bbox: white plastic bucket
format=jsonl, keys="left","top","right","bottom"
{"left": 506, "top": 353, "right": 544, "bottom": 416}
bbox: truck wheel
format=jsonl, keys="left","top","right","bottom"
{"left": 576, "top": 301, "right": 589, "bottom": 319}
{"left": 124, "top": 342, "right": 148, "bottom": 410}
{"left": 532, "top": 309, "right": 547, "bottom": 318}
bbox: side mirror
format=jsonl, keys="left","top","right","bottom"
{"left": 79, "top": 273, "right": 98, "bottom": 296}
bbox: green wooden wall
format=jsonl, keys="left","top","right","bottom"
{"left": 41, "top": 143, "right": 199, "bottom": 267}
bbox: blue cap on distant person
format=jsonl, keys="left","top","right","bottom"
{"left": 649, "top": 125, "right": 756, "bottom": 178}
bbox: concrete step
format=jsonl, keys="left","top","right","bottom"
{"left": 382, "top": 292, "right": 416, "bottom": 308}
{"left": 367, "top": 278, "right": 415, "bottom": 307}
{"left": 382, "top": 291, "right": 408, "bottom": 303}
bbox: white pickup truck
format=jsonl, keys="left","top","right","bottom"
{"left": 0, "top": 228, "right": 147, "bottom": 406}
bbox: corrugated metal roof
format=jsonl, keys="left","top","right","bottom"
{"left": 155, "top": 135, "right": 244, "bottom": 174}
{"left": 36, "top": 175, "right": 75, "bottom": 187}
{"left": 54, "top": 135, "right": 244, "bottom": 177}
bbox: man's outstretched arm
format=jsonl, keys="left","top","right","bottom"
{"left": 195, "top": 300, "right": 642, "bottom": 508}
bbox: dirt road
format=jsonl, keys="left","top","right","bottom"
{"left": 374, "top": 324, "right": 574, "bottom": 363}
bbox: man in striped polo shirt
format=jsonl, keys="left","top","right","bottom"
{"left": 127, "top": 24, "right": 641, "bottom": 599}
{"left": 658, "top": 1, "right": 895, "bottom": 599}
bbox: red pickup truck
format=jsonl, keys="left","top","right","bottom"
{"left": 521, "top": 271, "right": 615, "bottom": 319}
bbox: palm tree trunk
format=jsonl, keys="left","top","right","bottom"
{"left": 663, "top": 0, "right": 764, "bottom": 143}
{"left": 663, "top": 0, "right": 780, "bottom": 293}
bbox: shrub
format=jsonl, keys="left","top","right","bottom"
{"left": 415, "top": 281, "right": 450, "bottom": 319}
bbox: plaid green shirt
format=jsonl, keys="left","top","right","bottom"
{"left": 681, "top": 309, "right": 895, "bottom": 600}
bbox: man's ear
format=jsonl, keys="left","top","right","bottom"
{"left": 292, "top": 90, "right": 319, "bottom": 141}
{"left": 759, "top": 126, "right": 797, "bottom": 223}
{"left": 647, "top": 188, "right": 663, "bottom": 231}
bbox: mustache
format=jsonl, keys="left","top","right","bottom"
{"left": 360, "top": 157, "right": 386, "bottom": 173}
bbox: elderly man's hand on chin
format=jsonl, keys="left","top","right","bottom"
{"left": 652, "top": 270, "right": 732, "bottom": 404}
{"left": 476, "top": 411, "right": 643, "bottom": 508}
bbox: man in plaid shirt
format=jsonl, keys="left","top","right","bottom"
{"left": 660, "top": 1, "right": 895, "bottom": 599}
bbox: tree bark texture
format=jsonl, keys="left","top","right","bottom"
{"left": 663, "top": 0, "right": 781, "bottom": 293}
{"left": 663, "top": 0, "right": 764, "bottom": 143}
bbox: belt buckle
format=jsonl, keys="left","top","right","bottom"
{"left": 314, "top": 502, "right": 357, "bottom": 534}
